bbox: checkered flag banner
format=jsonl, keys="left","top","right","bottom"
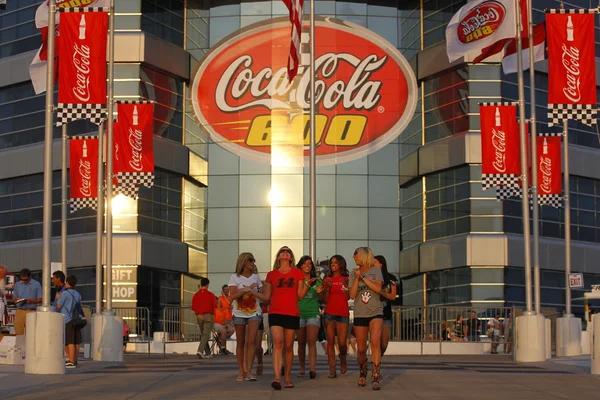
{"left": 69, "top": 135, "right": 99, "bottom": 213}
{"left": 496, "top": 184, "right": 523, "bottom": 201}
{"left": 546, "top": 9, "right": 598, "bottom": 127}
{"left": 538, "top": 194, "right": 562, "bottom": 208}
{"left": 56, "top": 7, "right": 109, "bottom": 126}
{"left": 114, "top": 172, "right": 154, "bottom": 200}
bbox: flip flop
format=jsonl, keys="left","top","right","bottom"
{"left": 284, "top": 381, "right": 294, "bottom": 388}
{"left": 297, "top": 372, "right": 305, "bottom": 378}
{"left": 271, "top": 380, "right": 282, "bottom": 390}
{"left": 236, "top": 375, "right": 244, "bottom": 382}
{"left": 256, "top": 364, "right": 263, "bottom": 376}
{"left": 309, "top": 371, "right": 317, "bottom": 379}
{"left": 245, "top": 375, "right": 257, "bottom": 381}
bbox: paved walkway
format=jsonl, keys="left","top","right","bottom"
{"left": 0, "top": 354, "right": 598, "bottom": 399}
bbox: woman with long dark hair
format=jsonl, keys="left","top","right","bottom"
{"left": 349, "top": 247, "right": 384, "bottom": 390}
{"left": 374, "top": 255, "right": 397, "bottom": 356}
{"left": 264, "top": 246, "right": 311, "bottom": 390}
{"left": 322, "top": 255, "right": 350, "bottom": 378}
{"left": 296, "top": 255, "right": 323, "bottom": 379}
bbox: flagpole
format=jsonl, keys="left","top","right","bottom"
{"left": 527, "top": 0, "right": 541, "bottom": 315}
{"left": 61, "top": 125, "right": 68, "bottom": 276}
{"left": 563, "top": 120, "right": 572, "bottom": 316}
{"left": 41, "top": 0, "right": 57, "bottom": 310}
{"left": 96, "top": 122, "right": 104, "bottom": 314}
{"left": 309, "top": 0, "right": 316, "bottom": 260}
{"left": 105, "top": 0, "right": 115, "bottom": 313}
{"left": 514, "top": 0, "right": 534, "bottom": 315}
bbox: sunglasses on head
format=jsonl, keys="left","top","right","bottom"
{"left": 248, "top": 258, "right": 255, "bottom": 263}
{"left": 353, "top": 250, "right": 358, "bottom": 256}
{"left": 279, "top": 248, "right": 291, "bottom": 254}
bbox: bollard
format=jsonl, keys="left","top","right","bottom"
{"left": 592, "top": 314, "right": 600, "bottom": 375}
{"left": 515, "top": 314, "right": 546, "bottom": 362}
{"left": 545, "top": 318, "right": 551, "bottom": 360}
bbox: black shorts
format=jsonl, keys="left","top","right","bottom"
{"left": 269, "top": 313, "right": 300, "bottom": 330}
{"left": 65, "top": 321, "right": 82, "bottom": 345}
{"left": 353, "top": 315, "right": 384, "bottom": 327}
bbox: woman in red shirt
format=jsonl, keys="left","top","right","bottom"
{"left": 264, "top": 246, "right": 311, "bottom": 390}
{"left": 322, "top": 255, "right": 350, "bottom": 378}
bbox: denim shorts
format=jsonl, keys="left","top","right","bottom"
{"left": 233, "top": 315, "right": 262, "bottom": 325}
{"left": 383, "top": 319, "right": 392, "bottom": 327}
{"left": 322, "top": 313, "right": 350, "bottom": 324}
{"left": 299, "top": 317, "right": 320, "bottom": 328}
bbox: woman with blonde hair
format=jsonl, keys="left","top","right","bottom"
{"left": 349, "top": 247, "right": 384, "bottom": 390}
{"left": 228, "top": 252, "right": 269, "bottom": 382}
{"left": 264, "top": 246, "right": 311, "bottom": 390}
{"left": 322, "top": 255, "right": 350, "bottom": 378}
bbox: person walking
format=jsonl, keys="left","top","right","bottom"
{"left": 191, "top": 278, "right": 217, "bottom": 359}
{"left": 349, "top": 247, "right": 384, "bottom": 390}
{"left": 11, "top": 268, "right": 42, "bottom": 335}
{"left": 264, "top": 246, "right": 311, "bottom": 390}
{"left": 374, "top": 255, "right": 397, "bottom": 356}
{"left": 322, "top": 255, "right": 350, "bottom": 378}
{"left": 296, "top": 255, "right": 323, "bottom": 379}
{"left": 229, "top": 252, "right": 269, "bottom": 381}
{"left": 56, "top": 275, "right": 83, "bottom": 368}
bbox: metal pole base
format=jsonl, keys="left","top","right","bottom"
{"left": 24, "top": 310, "right": 65, "bottom": 375}
{"left": 91, "top": 313, "right": 124, "bottom": 362}
{"left": 592, "top": 315, "right": 600, "bottom": 374}
{"left": 515, "top": 314, "right": 546, "bottom": 362}
{"left": 556, "top": 315, "right": 582, "bottom": 357}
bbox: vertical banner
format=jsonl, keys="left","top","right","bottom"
{"left": 56, "top": 7, "right": 109, "bottom": 126}
{"left": 546, "top": 9, "right": 597, "bottom": 126}
{"left": 480, "top": 102, "right": 521, "bottom": 199}
{"left": 536, "top": 134, "right": 563, "bottom": 208}
{"left": 113, "top": 101, "right": 155, "bottom": 199}
{"left": 69, "top": 136, "right": 98, "bottom": 212}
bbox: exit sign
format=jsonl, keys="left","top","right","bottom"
{"left": 569, "top": 273, "right": 584, "bottom": 289}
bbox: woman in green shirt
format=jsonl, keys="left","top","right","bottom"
{"left": 296, "top": 256, "right": 323, "bottom": 379}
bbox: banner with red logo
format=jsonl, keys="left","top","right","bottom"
{"left": 546, "top": 10, "right": 597, "bottom": 126}
{"left": 480, "top": 102, "right": 521, "bottom": 193}
{"left": 69, "top": 136, "right": 98, "bottom": 212}
{"left": 536, "top": 134, "right": 563, "bottom": 207}
{"left": 446, "top": 0, "right": 517, "bottom": 63}
{"left": 113, "top": 101, "right": 155, "bottom": 199}
{"left": 56, "top": 8, "right": 108, "bottom": 126}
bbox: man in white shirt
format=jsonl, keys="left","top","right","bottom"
{"left": 487, "top": 313, "right": 502, "bottom": 354}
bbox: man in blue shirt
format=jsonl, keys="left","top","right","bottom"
{"left": 52, "top": 270, "right": 66, "bottom": 306}
{"left": 11, "top": 268, "right": 42, "bottom": 335}
{"left": 56, "top": 275, "right": 83, "bottom": 368}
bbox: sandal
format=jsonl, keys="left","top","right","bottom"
{"left": 271, "top": 380, "right": 281, "bottom": 390}
{"left": 284, "top": 381, "right": 294, "bottom": 388}
{"left": 328, "top": 372, "right": 337, "bottom": 378}
{"left": 245, "top": 375, "right": 257, "bottom": 381}
{"left": 236, "top": 375, "right": 244, "bottom": 382}
{"left": 309, "top": 370, "right": 316, "bottom": 379}
{"left": 256, "top": 363, "right": 263, "bottom": 376}
{"left": 297, "top": 371, "right": 305, "bottom": 378}
{"left": 340, "top": 354, "right": 347, "bottom": 375}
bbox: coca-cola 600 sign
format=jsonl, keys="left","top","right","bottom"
{"left": 191, "top": 17, "right": 417, "bottom": 165}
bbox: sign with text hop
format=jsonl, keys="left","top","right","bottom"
{"left": 69, "top": 136, "right": 98, "bottom": 212}
{"left": 445, "top": 0, "right": 518, "bottom": 63}
{"left": 546, "top": 9, "right": 597, "bottom": 127}
{"left": 480, "top": 102, "right": 521, "bottom": 194}
{"left": 113, "top": 101, "right": 155, "bottom": 199}
{"left": 536, "top": 134, "right": 563, "bottom": 208}
{"left": 56, "top": 8, "right": 108, "bottom": 126}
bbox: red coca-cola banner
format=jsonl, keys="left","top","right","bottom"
{"left": 536, "top": 134, "right": 563, "bottom": 207}
{"left": 480, "top": 102, "right": 521, "bottom": 191}
{"left": 546, "top": 10, "right": 597, "bottom": 126}
{"left": 113, "top": 101, "right": 155, "bottom": 199}
{"left": 57, "top": 8, "right": 108, "bottom": 126}
{"left": 69, "top": 136, "right": 98, "bottom": 212}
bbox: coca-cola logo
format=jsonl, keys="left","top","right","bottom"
{"left": 540, "top": 157, "right": 552, "bottom": 193}
{"left": 79, "top": 159, "right": 92, "bottom": 197}
{"left": 191, "top": 17, "right": 417, "bottom": 166}
{"left": 561, "top": 44, "right": 581, "bottom": 102}
{"left": 128, "top": 127, "right": 143, "bottom": 171}
{"left": 491, "top": 128, "right": 506, "bottom": 172}
{"left": 72, "top": 43, "right": 91, "bottom": 102}
{"left": 457, "top": 1, "right": 506, "bottom": 44}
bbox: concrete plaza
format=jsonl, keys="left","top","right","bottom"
{"left": 0, "top": 354, "right": 597, "bottom": 399}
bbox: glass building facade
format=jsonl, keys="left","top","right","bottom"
{"left": 1, "top": 0, "right": 599, "bottom": 327}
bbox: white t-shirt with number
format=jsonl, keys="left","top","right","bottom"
{"left": 228, "top": 273, "right": 263, "bottom": 318}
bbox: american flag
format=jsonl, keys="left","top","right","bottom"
{"left": 282, "top": 0, "right": 304, "bottom": 81}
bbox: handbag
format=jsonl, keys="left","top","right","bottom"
{"left": 66, "top": 290, "right": 88, "bottom": 329}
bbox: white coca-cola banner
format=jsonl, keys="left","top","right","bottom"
{"left": 57, "top": 8, "right": 108, "bottom": 126}
{"left": 69, "top": 136, "right": 98, "bottom": 212}
{"left": 546, "top": 10, "right": 597, "bottom": 126}
{"left": 113, "top": 101, "right": 155, "bottom": 199}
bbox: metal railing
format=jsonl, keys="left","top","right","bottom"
{"left": 114, "top": 307, "right": 152, "bottom": 354}
{"left": 162, "top": 306, "right": 204, "bottom": 357}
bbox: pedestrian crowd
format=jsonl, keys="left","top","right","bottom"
{"left": 191, "top": 245, "right": 398, "bottom": 391}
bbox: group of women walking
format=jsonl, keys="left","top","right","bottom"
{"left": 227, "top": 245, "right": 398, "bottom": 391}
